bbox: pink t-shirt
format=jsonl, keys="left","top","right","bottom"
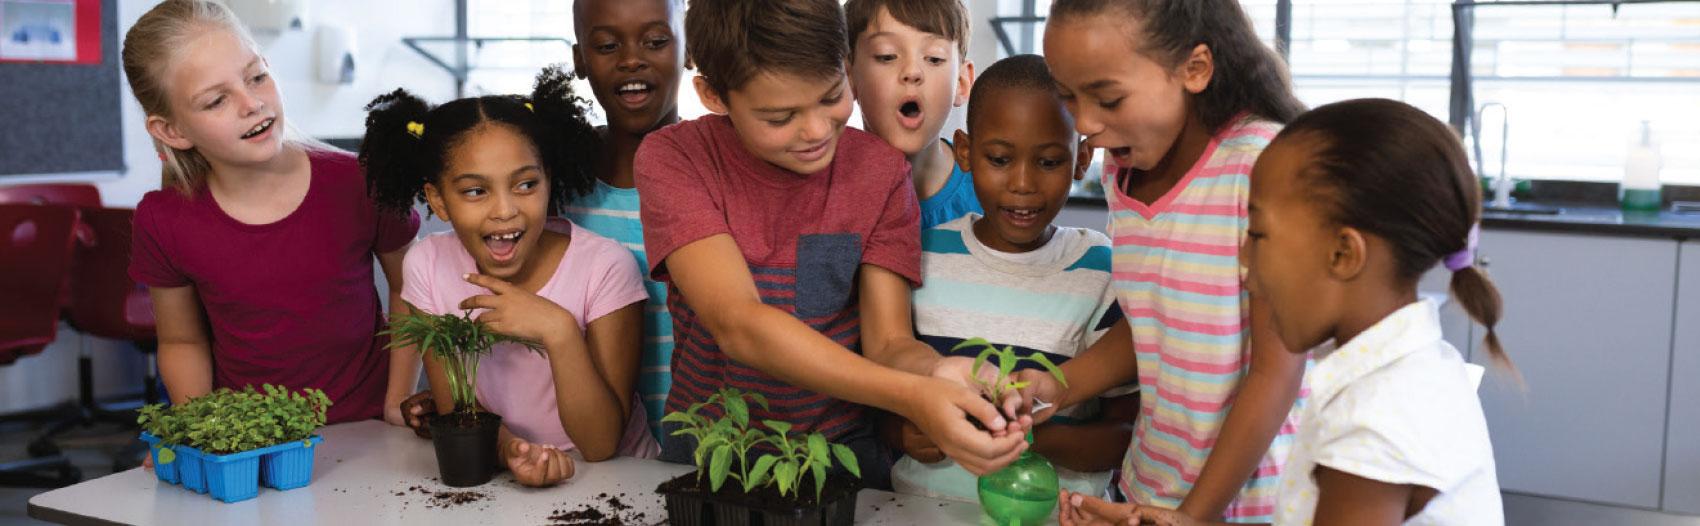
{"left": 129, "top": 150, "right": 420, "bottom": 424}
{"left": 399, "top": 220, "right": 659, "bottom": 458}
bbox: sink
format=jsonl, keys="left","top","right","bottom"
{"left": 1484, "top": 203, "right": 1563, "bottom": 216}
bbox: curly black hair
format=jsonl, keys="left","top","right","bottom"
{"left": 361, "top": 64, "right": 601, "bottom": 217}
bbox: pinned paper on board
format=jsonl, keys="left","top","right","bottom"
{"left": 0, "top": 0, "right": 100, "bottom": 64}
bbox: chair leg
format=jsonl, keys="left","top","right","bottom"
{"left": 0, "top": 456, "right": 82, "bottom": 488}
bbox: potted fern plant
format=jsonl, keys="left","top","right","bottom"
{"left": 383, "top": 310, "right": 540, "bottom": 487}
{"left": 656, "top": 388, "right": 863, "bottom": 526}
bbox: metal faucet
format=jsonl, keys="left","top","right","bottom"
{"left": 1472, "top": 102, "right": 1512, "bottom": 209}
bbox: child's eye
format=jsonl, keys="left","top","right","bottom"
{"left": 874, "top": 54, "right": 897, "bottom": 63}
{"left": 1099, "top": 97, "right": 1125, "bottom": 110}
{"left": 461, "top": 187, "right": 486, "bottom": 198}
{"left": 204, "top": 96, "right": 225, "bottom": 110}
{"left": 986, "top": 155, "right": 1011, "bottom": 167}
{"left": 765, "top": 115, "right": 794, "bottom": 126}
{"left": 515, "top": 180, "right": 539, "bottom": 192}
{"left": 249, "top": 72, "right": 268, "bottom": 84}
{"left": 644, "top": 36, "right": 671, "bottom": 50}
{"left": 926, "top": 56, "right": 947, "bottom": 66}
{"left": 1038, "top": 158, "right": 1064, "bottom": 170}
{"left": 595, "top": 42, "right": 618, "bottom": 54}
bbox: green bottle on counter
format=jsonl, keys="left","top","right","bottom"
{"left": 978, "top": 432, "right": 1059, "bottom": 526}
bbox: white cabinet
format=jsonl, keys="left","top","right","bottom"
{"left": 1663, "top": 240, "right": 1700, "bottom": 514}
{"left": 1473, "top": 230, "right": 1678, "bottom": 509}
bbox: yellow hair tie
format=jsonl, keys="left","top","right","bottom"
{"left": 406, "top": 121, "right": 424, "bottom": 138}
{"left": 524, "top": 102, "right": 534, "bottom": 112}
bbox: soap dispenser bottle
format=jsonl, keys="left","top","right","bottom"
{"left": 1622, "top": 120, "right": 1663, "bottom": 212}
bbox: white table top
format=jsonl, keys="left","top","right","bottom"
{"left": 29, "top": 420, "right": 1039, "bottom": 525}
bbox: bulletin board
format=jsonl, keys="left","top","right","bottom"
{"left": 0, "top": 0, "right": 123, "bottom": 176}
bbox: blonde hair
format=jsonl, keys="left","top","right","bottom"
{"left": 122, "top": 0, "right": 333, "bottom": 195}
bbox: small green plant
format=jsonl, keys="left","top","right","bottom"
{"left": 661, "top": 388, "right": 860, "bottom": 500}
{"left": 137, "top": 384, "right": 331, "bottom": 459}
{"left": 953, "top": 337, "right": 1069, "bottom": 404}
{"left": 382, "top": 310, "right": 541, "bottom": 417}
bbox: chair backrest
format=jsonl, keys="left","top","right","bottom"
{"left": 0, "top": 184, "right": 101, "bottom": 208}
{"left": 67, "top": 207, "right": 156, "bottom": 341}
{"left": 0, "top": 204, "right": 79, "bottom": 363}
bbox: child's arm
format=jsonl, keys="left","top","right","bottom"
{"left": 459, "top": 274, "right": 638, "bottom": 462}
{"left": 663, "top": 235, "right": 1028, "bottom": 475}
{"left": 1175, "top": 295, "right": 1306, "bottom": 521}
{"left": 377, "top": 248, "right": 421, "bottom": 426}
{"left": 1016, "top": 317, "right": 1138, "bottom": 420}
{"left": 1031, "top": 393, "right": 1137, "bottom": 473}
{"left": 150, "top": 285, "right": 214, "bottom": 404}
{"left": 1311, "top": 466, "right": 1434, "bottom": 526}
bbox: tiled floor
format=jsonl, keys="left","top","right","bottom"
{"left": 0, "top": 419, "right": 141, "bottom": 526}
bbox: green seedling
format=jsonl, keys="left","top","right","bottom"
{"left": 382, "top": 310, "right": 541, "bottom": 418}
{"left": 952, "top": 337, "right": 1069, "bottom": 407}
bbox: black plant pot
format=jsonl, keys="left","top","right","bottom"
{"left": 427, "top": 412, "right": 503, "bottom": 487}
{"left": 656, "top": 472, "right": 860, "bottom": 526}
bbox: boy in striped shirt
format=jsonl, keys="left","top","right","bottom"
{"left": 562, "top": 0, "right": 686, "bottom": 441}
{"left": 886, "top": 54, "right": 1137, "bottom": 502}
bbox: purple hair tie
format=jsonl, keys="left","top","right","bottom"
{"left": 1444, "top": 224, "right": 1480, "bottom": 272}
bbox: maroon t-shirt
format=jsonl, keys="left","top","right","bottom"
{"left": 635, "top": 114, "right": 921, "bottom": 444}
{"left": 129, "top": 150, "right": 420, "bottom": 423}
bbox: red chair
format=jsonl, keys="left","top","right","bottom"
{"left": 0, "top": 184, "right": 100, "bottom": 311}
{"left": 0, "top": 204, "right": 84, "bottom": 487}
{"left": 27, "top": 206, "right": 163, "bottom": 470}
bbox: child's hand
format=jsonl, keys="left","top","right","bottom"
{"left": 905, "top": 376, "right": 1029, "bottom": 475}
{"left": 1014, "top": 368, "right": 1070, "bottom": 425}
{"left": 502, "top": 437, "right": 575, "bottom": 487}
{"left": 397, "top": 390, "right": 437, "bottom": 439}
{"left": 898, "top": 419, "right": 946, "bottom": 464}
{"left": 1058, "top": 490, "right": 1141, "bottom": 526}
{"left": 929, "top": 356, "right": 1031, "bottom": 436}
{"left": 459, "top": 273, "right": 580, "bottom": 348}
{"left": 1125, "top": 506, "right": 1202, "bottom": 526}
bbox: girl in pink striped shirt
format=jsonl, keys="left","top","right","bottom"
{"left": 1020, "top": 0, "right": 1311, "bottom": 523}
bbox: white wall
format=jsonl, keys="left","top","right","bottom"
{"left": 0, "top": 0, "right": 460, "bottom": 413}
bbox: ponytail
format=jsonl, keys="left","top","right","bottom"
{"left": 360, "top": 88, "right": 433, "bottom": 214}
{"left": 528, "top": 64, "right": 600, "bottom": 208}
{"left": 1450, "top": 265, "right": 1508, "bottom": 368}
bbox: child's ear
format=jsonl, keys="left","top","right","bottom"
{"left": 1074, "top": 139, "right": 1092, "bottom": 181}
{"left": 951, "top": 129, "right": 972, "bottom": 172}
{"left": 693, "top": 76, "right": 728, "bottom": 115}
{"left": 423, "top": 182, "right": 449, "bottom": 221}
{"left": 145, "top": 114, "right": 194, "bottom": 151}
{"left": 1180, "top": 43, "right": 1215, "bottom": 95}
{"left": 1329, "top": 226, "right": 1369, "bottom": 281}
{"left": 570, "top": 44, "right": 587, "bottom": 80}
{"left": 952, "top": 59, "right": 975, "bottom": 108}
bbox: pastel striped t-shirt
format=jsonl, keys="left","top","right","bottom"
{"left": 564, "top": 180, "right": 672, "bottom": 441}
{"left": 1106, "top": 116, "right": 1302, "bottom": 522}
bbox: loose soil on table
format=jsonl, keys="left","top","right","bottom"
{"left": 655, "top": 472, "right": 860, "bottom": 514}
{"left": 401, "top": 484, "right": 491, "bottom": 509}
{"left": 544, "top": 491, "right": 652, "bottom": 525}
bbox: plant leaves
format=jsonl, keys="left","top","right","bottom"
{"left": 762, "top": 420, "right": 792, "bottom": 436}
{"left": 807, "top": 433, "right": 829, "bottom": 464}
{"left": 726, "top": 395, "right": 749, "bottom": 429}
{"left": 811, "top": 461, "right": 827, "bottom": 500}
{"left": 748, "top": 454, "right": 778, "bottom": 490}
{"left": 830, "top": 443, "right": 861, "bottom": 479}
{"left": 775, "top": 460, "right": 798, "bottom": 497}
{"left": 1025, "top": 351, "right": 1069, "bottom": 387}
{"left": 709, "top": 443, "right": 733, "bottom": 492}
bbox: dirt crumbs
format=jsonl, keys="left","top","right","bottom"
{"left": 544, "top": 492, "right": 649, "bottom": 526}
{"left": 406, "top": 484, "right": 492, "bottom": 509}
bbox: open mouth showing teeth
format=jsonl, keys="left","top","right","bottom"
{"left": 1003, "top": 207, "right": 1041, "bottom": 222}
{"left": 617, "top": 82, "right": 653, "bottom": 95}
{"left": 240, "top": 118, "right": 275, "bottom": 140}
{"left": 484, "top": 230, "right": 523, "bottom": 261}
{"left": 899, "top": 101, "right": 921, "bottom": 118}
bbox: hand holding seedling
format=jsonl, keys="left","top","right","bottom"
{"left": 459, "top": 273, "right": 582, "bottom": 349}
{"left": 502, "top": 436, "right": 575, "bottom": 487}
{"left": 903, "top": 375, "right": 1029, "bottom": 476}
{"left": 897, "top": 419, "right": 945, "bottom": 463}
{"left": 1013, "top": 368, "right": 1071, "bottom": 425}
{"left": 930, "top": 356, "right": 1030, "bottom": 436}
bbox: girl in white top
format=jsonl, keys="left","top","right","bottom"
{"left": 1060, "top": 99, "right": 1507, "bottom": 526}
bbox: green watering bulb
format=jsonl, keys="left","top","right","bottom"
{"left": 977, "top": 432, "right": 1059, "bottom": 526}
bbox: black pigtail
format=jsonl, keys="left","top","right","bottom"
{"left": 361, "top": 88, "right": 435, "bottom": 214}
{"left": 529, "top": 64, "right": 602, "bottom": 213}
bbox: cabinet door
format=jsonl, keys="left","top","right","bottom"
{"left": 1664, "top": 241, "right": 1700, "bottom": 514}
{"left": 1474, "top": 230, "right": 1677, "bottom": 509}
